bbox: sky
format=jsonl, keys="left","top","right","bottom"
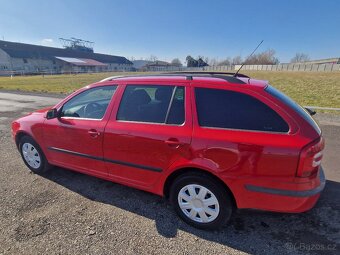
{"left": 0, "top": 0, "right": 339, "bottom": 63}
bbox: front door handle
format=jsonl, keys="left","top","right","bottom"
{"left": 88, "top": 129, "right": 100, "bottom": 137}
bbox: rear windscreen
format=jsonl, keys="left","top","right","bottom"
{"left": 265, "top": 85, "right": 321, "bottom": 134}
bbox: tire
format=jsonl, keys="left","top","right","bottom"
{"left": 19, "top": 135, "right": 51, "bottom": 174}
{"left": 170, "top": 172, "right": 233, "bottom": 230}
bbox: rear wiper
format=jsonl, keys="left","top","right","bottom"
{"left": 305, "top": 107, "right": 316, "bottom": 116}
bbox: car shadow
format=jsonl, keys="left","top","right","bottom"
{"left": 41, "top": 167, "right": 340, "bottom": 255}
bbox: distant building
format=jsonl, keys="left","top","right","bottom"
{"left": 132, "top": 60, "right": 153, "bottom": 70}
{"left": 0, "top": 40, "right": 133, "bottom": 75}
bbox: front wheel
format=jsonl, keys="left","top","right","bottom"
{"left": 170, "top": 173, "right": 233, "bottom": 230}
{"left": 19, "top": 136, "right": 51, "bottom": 174}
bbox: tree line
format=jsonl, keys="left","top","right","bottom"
{"left": 185, "top": 51, "right": 311, "bottom": 67}
{"left": 130, "top": 52, "right": 311, "bottom": 67}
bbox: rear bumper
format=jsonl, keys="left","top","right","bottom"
{"left": 245, "top": 167, "right": 326, "bottom": 197}
{"left": 233, "top": 167, "right": 326, "bottom": 213}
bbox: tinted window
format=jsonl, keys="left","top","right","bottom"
{"left": 265, "top": 85, "right": 321, "bottom": 134}
{"left": 166, "top": 87, "right": 185, "bottom": 124}
{"left": 61, "top": 86, "right": 117, "bottom": 119}
{"left": 117, "top": 85, "right": 185, "bottom": 124}
{"left": 195, "top": 88, "right": 289, "bottom": 132}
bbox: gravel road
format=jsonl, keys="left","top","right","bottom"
{"left": 0, "top": 91, "right": 339, "bottom": 255}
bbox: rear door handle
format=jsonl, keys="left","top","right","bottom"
{"left": 165, "top": 139, "right": 184, "bottom": 147}
{"left": 88, "top": 129, "right": 100, "bottom": 137}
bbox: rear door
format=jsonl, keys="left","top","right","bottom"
{"left": 103, "top": 83, "right": 192, "bottom": 188}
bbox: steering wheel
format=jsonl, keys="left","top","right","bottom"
{"left": 84, "top": 102, "right": 102, "bottom": 118}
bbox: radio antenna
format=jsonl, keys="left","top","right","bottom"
{"left": 234, "top": 40, "right": 264, "bottom": 77}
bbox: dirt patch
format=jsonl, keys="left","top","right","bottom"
{"left": 14, "top": 218, "right": 50, "bottom": 242}
{"left": 18, "top": 190, "right": 58, "bottom": 215}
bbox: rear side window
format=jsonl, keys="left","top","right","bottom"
{"left": 265, "top": 85, "right": 321, "bottom": 134}
{"left": 167, "top": 87, "right": 185, "bottom": 124}
{"left": 195, "top": 87, "right": 289, "bottom": 132}
{"left": 117, "top": 85, "right": 185, "bottom": 125}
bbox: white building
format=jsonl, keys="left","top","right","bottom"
{"left": 0, "top": 40, "right": 133, "bottom": 75}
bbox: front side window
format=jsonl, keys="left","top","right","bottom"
{"left": 61, "top": 86, "right": 117, "bottom": 119}
{"left": 195, "top": 87, "right": 289, "bottom": 132}
{"left": 117, "top": 85, "right": 185, "bottom": 124}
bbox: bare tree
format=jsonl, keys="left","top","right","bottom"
{"left": 290, "top": 53, "right": 310, "bottom": 63}
{"left": 208, "top": 58, "right": 219, "bottom": 66}
{"left": 171, "top": 58, "right": 183, "bottom": 66}
{"left": 244, "top": 49, "right": 279, "bottom": 64}
{"left": 217, "top": 58, "right": 231, "bottom": 66}
{"left": 149, "top": 55, "right": 158, "bottom": 62}
{"left": 204, "top": 57, "right": 209, "bottom": 65}
{"left": 232, "top": 56, "right": 243, "bottom": 65}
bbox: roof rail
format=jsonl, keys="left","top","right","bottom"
{"left": 164, "top": 71, "right": 250, "bottom": 78}
{"left": 99, "top": 72, "right": 249, "bottom": 84}
{"left": 162, "top": 71, "right": 248, "bottom": 84}
{"left": 100, "top": 75, "right": 125, "bottom": 82}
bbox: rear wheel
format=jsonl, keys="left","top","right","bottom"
{"left": 170, "top": 173, "right": 233, "bottom": 230}
{"left": 19, "top": 136, "right": 51, "bottom": 174}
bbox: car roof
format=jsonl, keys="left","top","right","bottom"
{"left": 91, "top": 73, "right": 268, "bottom": 89}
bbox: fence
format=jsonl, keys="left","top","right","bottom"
{"left": 1, "top": 63, "right": 340, "bottom": 76}
{"left": 184, "top": 63, "right": 340, "bottom": 72}
{"left": 0, "top": 69, "right": 133, "bottom": 77}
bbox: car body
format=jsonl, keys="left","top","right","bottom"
{"left": 12, "top": 73, "right": 325, "bottom": 229}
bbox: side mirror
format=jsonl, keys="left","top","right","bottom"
{"left": 46, "top": 108, "right": 59, "bottom": 119}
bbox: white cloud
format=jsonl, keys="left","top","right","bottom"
{"left": 41, "top": 38, "right": 54, "bottom": 46}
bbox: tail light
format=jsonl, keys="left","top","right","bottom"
{"left": 297, "top": 137, "right": 325, "bottom": 177}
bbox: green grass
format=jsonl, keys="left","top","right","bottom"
{"left": 0, "top": 72, "right": 143, "bottom": 94}
{"left": 243, "top": 71, "right": 340, "bottom": 108}
{"left": 0, "top": 71, "right": 339, "bottom": 108}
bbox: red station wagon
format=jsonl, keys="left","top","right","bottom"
{"left": 12, "top": 72, "right": 325, "bottom": 230}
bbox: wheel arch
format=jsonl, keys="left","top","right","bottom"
{"left": 163, "top": 167, "right": 237, "bottom": 208}
{"left": 15, "top": 131, "right": 32, "bottom": 148}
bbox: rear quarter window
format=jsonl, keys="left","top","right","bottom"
{"left": 195, "top": 87, "right": 289, "bottom": 133}
{"left": 265, "top": 85, "right": 321, "bottom": 134}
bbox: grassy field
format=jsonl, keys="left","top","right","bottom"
{"left": 0, "top": 71, "right": 339, "bottom": 108}
{"left": 244, "top": 71, "right": 340, "bottom": 108}
{"left": 0, "top": 72, "right": 138, "bottom": 94}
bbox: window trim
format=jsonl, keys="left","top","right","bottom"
{"left": 59, "top": 117, "right": 104, "bottom": 121}
{"left": 59, "top": 85, "right": 118, "bottom": 121}
{"left": 116, "top": 84, "right": 186, "bottom": 126}
{"left": 194, "top": 87, "right": 290, "bottom": 134}
{"left": 198, "top": 124, "right": 290, "bottom": 135}
{"left": 164, "top": 86, "right": 177, "bottom": 124}
{"left": 116, "top": 119, "right": 186, "bottom": 127}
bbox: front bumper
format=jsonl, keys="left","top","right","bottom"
{"left": 235, "top": 167, "right": 326, "bottom": 213}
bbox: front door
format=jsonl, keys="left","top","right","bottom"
{"left": 44, "top": 85, "right": 118, "bottom": 177}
